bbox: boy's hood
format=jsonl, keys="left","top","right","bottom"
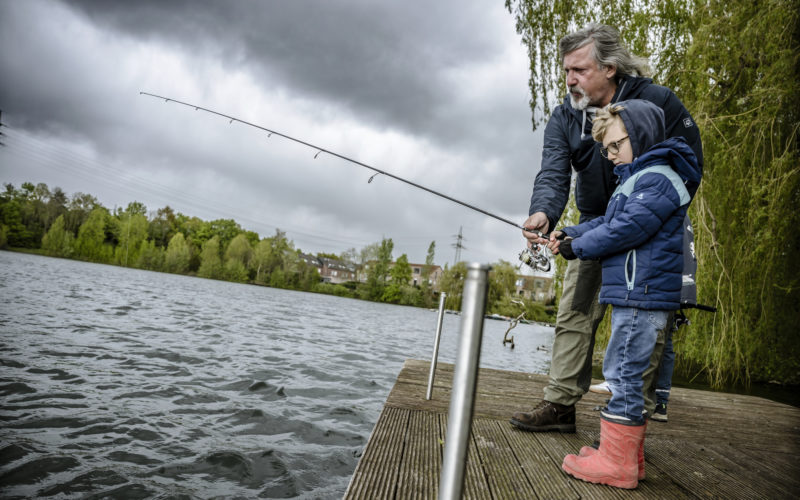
{"left": 614, "top": 137, "right": 703, "bottom": 195}
{"left": 612, "top": 99, "right": 701, "bottom": 193}
{"left": 616, "top": 99, "right": 666, "bottom": 158}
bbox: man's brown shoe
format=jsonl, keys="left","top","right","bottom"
{"left": 510, "top": 400, "right": 576, "bottom": 432}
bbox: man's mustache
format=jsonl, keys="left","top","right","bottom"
{"left": 569, "top": 85, "right": 586, "bottom": 96}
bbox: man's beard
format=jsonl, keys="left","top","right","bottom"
{"left": 569, "top": 86, "right": 592, "bottom": 110}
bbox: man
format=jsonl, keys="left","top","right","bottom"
{"left": 510, "top": 23, "right": 702, "bottom": 433}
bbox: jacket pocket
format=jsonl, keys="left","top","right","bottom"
{"left": 624, "top": 249, "right": 637, "bottom": 292}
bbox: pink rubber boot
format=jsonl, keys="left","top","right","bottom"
{"left": 562, "top": 419, "right": 645, "bottom": 489}
{"left": 579, "top": 421, "right": 646, "bottom": 480}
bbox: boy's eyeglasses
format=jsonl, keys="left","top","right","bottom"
{"left": 600, "top": 136, "right": 629, "bottom": 159}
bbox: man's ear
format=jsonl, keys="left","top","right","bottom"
{"left": 605, "top": 65, "right": 617, "bottom": 80}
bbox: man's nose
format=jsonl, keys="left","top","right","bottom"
{"left": 566, "top": 70, "right": 577, "bottom": 86}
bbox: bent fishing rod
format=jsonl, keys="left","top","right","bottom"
{"left": 140, "top": 92, "right": 552, "bottom": 272}
{"left": 140, "top": 92, "right": 546, "bottom": 236}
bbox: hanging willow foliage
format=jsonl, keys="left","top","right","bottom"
{"left": 507, "top": 0, "right": 800, "bottom": 385}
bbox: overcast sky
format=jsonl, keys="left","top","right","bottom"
{"left": 1, "top": 0, "right": 549, "bottom": 269}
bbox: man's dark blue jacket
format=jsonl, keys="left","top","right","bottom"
{"left": 561, "top": 100, "right": 702, "bottom": 310}
{"left": 529, "top": 75, "right": 703, "bottom": 231}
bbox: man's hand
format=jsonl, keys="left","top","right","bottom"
{"left": 522, "top": 212, "right": 549, "bottom": 247}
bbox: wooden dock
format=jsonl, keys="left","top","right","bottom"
{"left": 345, "top": 359, "right": 800, "bottom": 499}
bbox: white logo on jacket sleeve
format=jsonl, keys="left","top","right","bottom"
{"left": 636, "top": 193, "right": 644, "bottom": 200}
{"left": 683, "top": 117, "right": 693, "bottom": 128}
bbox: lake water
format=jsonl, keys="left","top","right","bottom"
{"left": 0, "top": 251, "right": 554, "bottom": 499}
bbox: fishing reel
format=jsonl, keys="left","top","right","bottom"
{"left": 519, "top": 244, "right": 552, "bottom": 273}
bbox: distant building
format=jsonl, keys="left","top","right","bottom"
{"left": 515, "top": 274, "right": 555, "bottom": 302}
{"left": 358, "top": 260, "right": 443, "bottom": 290}
{"left": 408, "top": 262, "right": 443, "bottom": 288}
{"left": 297, "top": 254, "right": 357, "bottom": 284}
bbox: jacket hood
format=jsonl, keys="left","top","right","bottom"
{"left": 614, "top": 137, "right": 702, "bottom": 195}
{"left": 616, "top": 99, "right": 665, "bottom": 158}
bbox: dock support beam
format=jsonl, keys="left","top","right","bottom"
{"left": 426, "top": 292, "right": 447, "bottom": 400}
{"left": 439, "top": 263, "right": 489, "bottom": 500}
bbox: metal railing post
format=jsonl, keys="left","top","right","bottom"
{"left": 426, "top": 292, "right": 447, "bottom": 400}
{"left": 439, "top": 263, "right": 489, "bottom": 500}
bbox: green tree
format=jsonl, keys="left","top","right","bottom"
{"left": 164, "top": 232, "right": 191, "bottom": 274}
{"left": 224, "top": 233, "right": 252, "bottom": 282}
{"left": 192, "top": 218, "right": 242, "bottom": 250}
{"left": 149, "top": 206, "right": 177, "bottom": 248}
{"left": 45, "top": 186, "right": 68, "bottom": 231}
{"left": 251, "top": 238, "right": 273, "bottom": 284}
{"left": 125, "top": 201, "right": 147, "bottom": 217}
{"left": 197, "top": 235, "right": 223, "bottom": 279}
{"left": 265, "top": 229, "right": 292, "bottom": 276}
{"left": 439, "top": 262, "right": 468, "bottom": 311}
{"left": 269, "top": 267, "right": 286, "bottom": 288}
{"left": 280, "top": 250, "right": 302, "bottom": 289}
{"left": 677, "top": 0, "right": 800, "bottom": 385}
{"left": 364, "top": 238, "right": 393, "bottom": 301}
{"left": 65, "top": 192, "right": 101, "bottom": 235}
{"left": 135, "top": 239, "right": 164, "bottom": 271}
{"left": 488, "top": 260, "right": 518, "bottom": 311}
{"left": 382, "top": 253, "right": 413, "bottom": 303}
{"left": 359, "top": 242, "right": 381, "bottom": 265}
{"left": 316, "top": 251, "right": 339, "bottom": 260}
{"left": 114, "top": 212, "right": 148, "bottom": 267}
{"left": 0, "top": 199, "right": 35, "bottom": 248}
{"left": 419, "top": 240, "right": 437, "bottom": 307}
{"left": 74, "top": 207, "right": 113, "bottom": 262}
{"left": 41, "top": 214, "right": 75, "bottom": 257}
{"left": 294, "top": 256, "right": 321, "bottom": 291}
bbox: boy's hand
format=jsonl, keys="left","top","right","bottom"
{"left": 558, "top": 237, "right": 577, "bottom": 260}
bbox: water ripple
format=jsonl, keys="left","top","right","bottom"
{"left": 0, "top": 250, "right": 554, "bottom": 498}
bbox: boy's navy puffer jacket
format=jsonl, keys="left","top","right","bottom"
{"left": 561, "top": 100, "right": 702, "bottom": 310}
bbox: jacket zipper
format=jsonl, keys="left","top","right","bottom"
{"left": 624, "top": 249, "right": 637, "bottom": 299}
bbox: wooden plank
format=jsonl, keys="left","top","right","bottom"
{"left": 644, "top": 437, "right": 769, "bottom": 500}
{"left": 395, "top": 410, "right": 441, "bottom": 498}
{"left": 439, "top": 415, "right": 493, "bottom": 500}
{"left": 732, "top": 446, "right": 800, "bottom": 498}
{"left": 471, "top": 419, "right": 539, "bottom": 499}
{"left": 498, "top": 421, "right": 581, "bottom": 499}
{"left": 685, "top": 441, "right": 800, "bottom": 499}
{"left": 344, "top": 406, "right": 408, "bottom": 499}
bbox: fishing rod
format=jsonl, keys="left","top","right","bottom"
{"left": 139, "top": 92, "right": 551, "bottom": 271}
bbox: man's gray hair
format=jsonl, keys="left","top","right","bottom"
{"left": 559, "top": 23, "right": 651, "bottom": 79}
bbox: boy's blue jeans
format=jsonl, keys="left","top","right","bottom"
{"left": 602, "top": 307, "right": 670, "bottom": 425}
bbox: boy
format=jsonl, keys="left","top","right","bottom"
{"left": 547, "top": 99, "right": 701, "bottom": 489}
